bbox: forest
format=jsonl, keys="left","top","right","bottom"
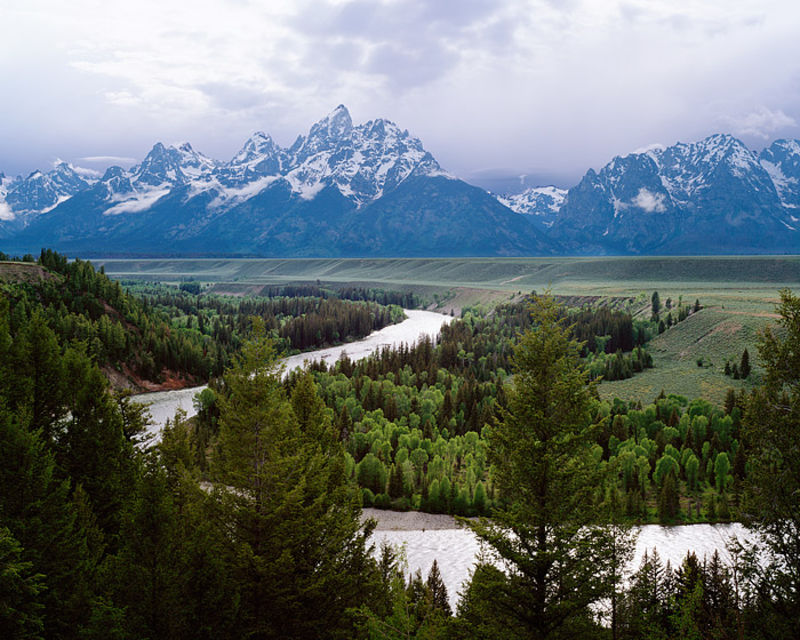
{"left": 0, "top": 250, "right": 798, "bottom": 639}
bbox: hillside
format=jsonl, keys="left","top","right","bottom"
{"left": 1, "top": 251, "right": 218, "bottom": 391}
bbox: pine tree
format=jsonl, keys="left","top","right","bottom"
{"left": 426, "top": 559, "right": 452, "bottom": 616}
{"left": 208, "top": 323, "right": 374, "bottom": 638}
{"left": 0, "top": 408, "right": 100, "bottom": 638}
{"left": 658, "top": 471, "right": 680, "bottom": 522}
{"left": 102, "top": 455, "right": 183, "bottom": 639}
{"left": 740, "top": 348, "right": 751, "bottom": 379}
{"left": 0, "top": 526, "right": 45, "bottom": 639}
{"left": 618, "top": 550, "right": 669, "bottom": 637}
{"left": 724, "top": 388, "right": 737, "bottom": 413}
{"left": 463, "top": 294, "right": 634, "bottom": 638}
{"left": 651, "top": 291, "right": 661, "bottom": 319}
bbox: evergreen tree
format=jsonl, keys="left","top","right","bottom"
{"left": 742, "top": 293, "right": 800, "bottom": 636}
{"left": 0, "top": 526, "right": 45, "bottom": 640}
{"left": 101, "top": 455, "right": 182, "bottom": 639}
{"left": 426, "top": 559, "right": 452, "bottom": 617}
{"left": 0, "top": 409, "right": 100, "bottom": 639}
{"left": 618, "top": 549, "right": 669, "bottom": 638}
{"left": 463, "top": 294, "right": 634, "bottom": 639}
{"left": 724, "top": 388, "right": 737, "bottom": 413}
{"left": 740, "top": 348, "right": 751, "bottom": 379}
{"left": 651, "top": 291, "right": 661, "bottom": 319}
{"left": 58, "top": 346, "right": 136, "bottom": 544}
{"left": 208, "top": 323, "right": 374, "bottom": 639}
{"left": 657, "top": 471, "right": 680, "bottom": 523}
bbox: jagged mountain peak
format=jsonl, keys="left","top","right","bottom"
{"left": 131, "top": 141, "right": 216, "bottom": 186}
{"left": 132, "top": 143, "right": 187, "bottom": 186}
{"left": 303, "top": 104, "right": 354, "bottom": 149}
{"left": 229, "top": 131, "right": 284, "bottom": 169}
{"left": 766, "top": 138, "right": 800, "bottom": 154}
{"left": 1, "top": 160, "right": 91, "bottom": 217}
{"left": 101, "top": 166, "right": 126, "bottom": 181}
{"left": 665, "top": 133, "right": 755, "bottom": 164}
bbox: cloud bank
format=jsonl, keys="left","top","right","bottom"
{"left": 1, "top": 0, "right": 798, "bottom": 191}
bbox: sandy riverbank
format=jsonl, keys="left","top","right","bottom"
{"left": 362, "top": 508, "right": 474, "bottom": 531}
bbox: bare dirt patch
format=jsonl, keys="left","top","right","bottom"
{"left": 707, "top": 321, "right": 743, "bottom": 337}
{"left": 708, "top": 308, "right": 780, "bottom": 319}
{"left": 102, "top": 363, "right": 198, "bottom": 393}
{"left": 0, "top": 262, "right": 59, "bottom": 284}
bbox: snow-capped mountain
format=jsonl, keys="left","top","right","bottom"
{"left": 5, "top": 106, "right": 549, "bottom": 257}
{"left": 0, "top": 161, "right": 94, "bottom": 228}
{"left": 3, "top": 118, "right": 800, "bottom": 256}
{"left": 759, "top": 139, "right": 800, "bottom": 211}
{"left": 497, "top": 186, "right": 567, "bottom": 228}
{"left": 547, "top": 133, "right": 800, "bottom": 254}
{"left": 92, "top": 105, "right": 449, "bottom": 218}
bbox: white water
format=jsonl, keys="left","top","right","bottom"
{"left": 371, "top": 523, "right": 754, "bottom": 611}
{"left": 130, "top": 309, "right": 452, "bottom": 438}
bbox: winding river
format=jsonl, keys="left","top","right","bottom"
{"left": 130, "top": 308, "right": 753, "bottom": 610}
{"left": 130, "top": 309, "right": 452, "bottom": 439}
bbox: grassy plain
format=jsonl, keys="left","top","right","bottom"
{"left": 96, "top": 256, "right": 800, "bottom": 405}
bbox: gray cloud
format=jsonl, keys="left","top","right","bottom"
{"left": 0, "top": 0, "right": 798, "bottom": 190}
{"left": 722, "top": 107, "right": 798, "bottom": 139}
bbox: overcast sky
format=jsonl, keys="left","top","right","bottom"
{"left": 2, "top": 0, "right": 799, "bottom": 191}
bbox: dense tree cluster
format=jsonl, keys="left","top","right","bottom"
{"left": 259, "top": 283, "right": 419, "bottom": 308}
{"left": 265, "top": 301, "right": 731, "bottom": 522}
{"left": 9, "top": 249, "right": 227, "bottom": 383}
{"left": 617, "top": 549, "right": 752, "bottom": 639}
{"left": 130, "top": 280, "right": 405, "bottom": 356}
{"left": 0, "top": 300, "right": 403, "bottom": 639}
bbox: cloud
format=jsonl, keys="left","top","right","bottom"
{"left": 722, "top": 107, "right": 798, "bottom": 139}
{"left": 631, "top": 143, "right": 666, "bottom": 155}
{"left": 632, "top": 188, "right": 667, "bottom": 213}
{"left": 80, "top": 156, "right": 138, "bottom": 165}
{"left": 2, "top": 0, "right": 800, "bottom": 182}
{"left": 71, "top": 165, "right": 102, "bottom": 178}
{"left": 0, "top": 200, "right": 15, "bottom": 221}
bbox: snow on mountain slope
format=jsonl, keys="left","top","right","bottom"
{"left": 282, "top": 105, "right": 449, "bottom": 206}
{"left": 760, "top": 139, "right": 800, "bottom": 210}
{"left": 549, "top": 133, "right": 795, "bottom": 253}
{"left": 497, "top": 186, "right": 567, "bottom": 226}
{"left": 3, "top": 113, "right": 800, "bottom": 256}
{"left": 2, "top": 162, "right": 93, "bottom": 218}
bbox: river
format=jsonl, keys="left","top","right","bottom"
{"left": 130, "top": 309, "right": 453, "bottom": 439}
{"left": 130, "top": 307, "right": 750, "bottom": 611}
{"left": 367, "top": 514, "right": 753, "bottom": 610}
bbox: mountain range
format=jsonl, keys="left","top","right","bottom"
{"left": 1, "top": 106, "right": 799, "bottom": 257}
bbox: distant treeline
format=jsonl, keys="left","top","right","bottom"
{"left": 259, "top": 283, "right": 419, "bottom": 308}
{"left": 132, "top": 282, "right": 405, "bottom": 354}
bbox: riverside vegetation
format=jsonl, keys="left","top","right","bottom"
{"left": 1, "top": 250, "right": 798, "bottom": 638}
